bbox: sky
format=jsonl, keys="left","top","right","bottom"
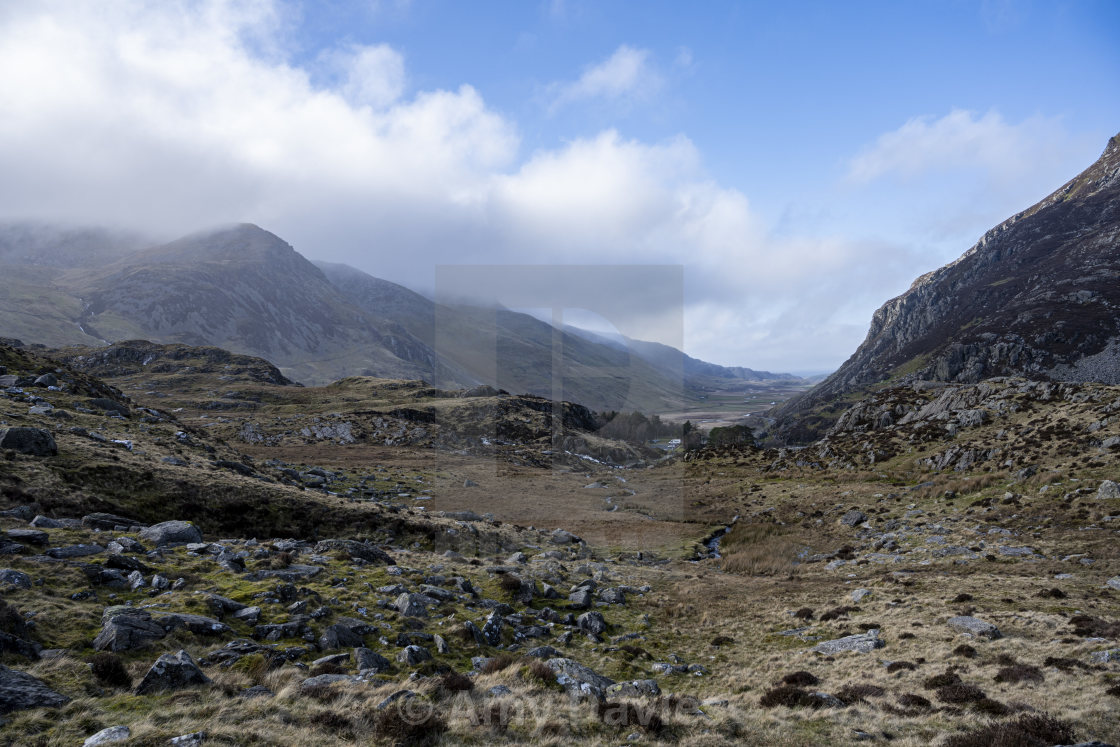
{"left": 0, "top": 0, "right": 1118, "bottom": 373}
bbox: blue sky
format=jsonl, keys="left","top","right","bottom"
{"left": 1, "top": 0, "right": 1117, "bottom": 372}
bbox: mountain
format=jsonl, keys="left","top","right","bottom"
{"left": 565, "top": 326, "right": 801, "bottom": 384}
{"left": 313, "top": 261, "right": 694, "bottom": 411}
{"left": 773, "top": 131, "right": 1120, "bottom": 442}
{"left": 0, "top": 224, "right": 772, "bottom": 412}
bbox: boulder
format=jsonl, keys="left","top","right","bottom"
{"left": 395, "top": 592, "right": 428, "bottom": 618}
{"left": 481, "top": 611, "right": 503, "bottom": 646}
{"left": 135, "top": 650, "right": 211, "bottom": 694}
{"left": 319, "top": 624, "right": 364, "bottom": 651}
{"left": 93, "top": 610, "right": 166, "bottom": 652}
{"left": 139, "top": 521, "right": 202, "bottom": 547}
{"left": 811, "top": 629, "right": 884, "bottom": 655}
{"left": 83, "top": 725, "right": 130, "bottom": 745}
{"left": 313, "top": 539, "right": 393, "bottom": 565}
{"left": 46, "top": 544, "right": 105, "bottom": 559}
{"left": 354, "top": 647, "right": 392, "bottom": 673}
{"left": 0, "top": 427, "right": 57, "bottom": 456}
{"left": 606, "top": 679, "right": 661, "bottom": 698}
{"left": 1107, "top": 577, "right": 1120, "bottom": 592}
{"left": 396, "top": 645, "right": 431, "bottom": 665}
{"left": 0, "top": 569, "right": 31, "bottom": 590}
{"left": 1099, "top": 480, "right": 1120, "bottom": 500}
{"left": 156, "top": 613, "right": 231, "bottom": 636}
{"left": 550, "top": 529, "right": 581, "bottom": 545}
{"left": 299, "top": 673, "right": 359, "bottom": 693}
{"left": 947, "top": 615, "right": 1002, "bottom": 639}
{"left": 577, "top": 611, "right": 607, "bottom": 636}
{"left": 6, "top": 529, "right": 47, "bottom": 546}
{"left": 546, "top": 657, "right": 615, "bottom": 700}
{"left": 0, "top": 664, "right": 70, "bottom": 713}
{"left": 839, "top": 509, "right": 867, "bottom": 527}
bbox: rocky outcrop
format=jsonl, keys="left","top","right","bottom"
{"left": 775, "top": 132, "right": 1120, "bottom": 442}
{"left": 0, "top": 664, "right": 70, "bottom": 713}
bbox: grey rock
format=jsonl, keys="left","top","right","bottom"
{"left": 239, "top": 685, "right": 274, "bottom": 699}
{"left": 568, "top": 589, "right": 592, "bottom": 609}
{"left": 546, "top": 657, "right": 615, "bottom": 700}
{"left": 319, "top": 624, "right": 364, "bottom": 651}
{"left": 32, "top": 374, "right": 57, "bottom": 388}
{"left": 46, "top": 543, "right": 105, "bottom": 559}
{"left": 851, "top": 588, "right": 871, "bottom": 602}
{"left": 1089, "top": 648, "right": 1120, "bottom": 664}
{"left": 135, "top": 650, "right": 211, "bottom": 694}
{"left": 811, "top": 629, "right": 885, "bottom": 655}
{"left": 808, "top": 691, "right": 846, "bottom": 708}
{"left": 29, "top": 515, "right": 62, "bottom": 528}
{"left": 577, "top": 611, "right": 607, "bottom": 636}
{"left": 1098, "top": 480, "right": 1120, "bottom": 500}
{"left": 313, "top": 539, "right": 393, "bottom": 565}
{"left": 93, "top": 611, "right": 167, "bottom": 652}
{"left": 6, "top": 529, "right": 47, "bottom": 546}
{"left": 1107, "top": 577, "right": 1120, "bottom": 592}
{"left": 375, "top": 689, "right": 415, "bottom": 710}
{"left": 839, "top": 509, "right": 867, "bottom": 527}
{"left": 433, "top": 634, "right": 449, "bottom": 654}
{"left": 606, "top": 679, "right": 661, "bottom": 697}
{"left": 998, "top": 545, "right": 1036, "bottom": 557}
{"left": 0, "top": 664, "right": 68, "bottom": 713}
{"left": 205, "top": 594, "right": 247, "bottom": 617}
{"left": 395, "top": 592, "right": 428, "bottom": 618}
{"left": 550, "top": 529, "right": 581, "bottom": 545}
{"left": 488, "top": 685, "right": 512, "bottom": 696}
{"left": 0, "top": 427, "right": 57, "bottom": 456}
{"left": 396, "top": 645, "right": 431, "bottom": 665}
{"left": 168, "top": 732, "right": 206, "bottom": 746}
{"left": 0, "top": 569, "right": 31, "bottom": 590}
{"left": 299, "top": 674, "right": 359, "bottom": 693}
{"left": 139, "top": 521, "right": 202, "bottom": 547}
{"left": 82, "top": 725, "right": 130, "bottom": 745}
{"left": 526, "top": 645, "right": 561, "bottom": 658}
{"left": 354, "top": 647, "right": 392, "bottom": 673}
{"left": 947, "top": 615, "right": 1002, "bottom": 639}
{"left": 230, "top": 606, "right": 260, "bottom": 625}
{"left": 481, "top": 611, "right": 503, "bottom": 646}
{"left": 82, "top": 513, "right": 140, "bottom": 531}
{"left": 599, "top": 587, "right": 626, "bottom": 605}
{"left": 156, "top": 613, "right": 231, "bottom": 636}
{"left": 311, "top": 653, "right": 351, "bottom": 668}
{"left": 462, "top": 619, "right": 486, "bottom": 646}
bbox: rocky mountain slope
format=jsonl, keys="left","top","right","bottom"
{"left": 1, "top": 334, "right": 1118, "bottom": 746}
{"left": 774, "top": 132, "right": 1120, "bottom": 442}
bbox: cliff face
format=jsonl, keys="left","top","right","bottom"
{"left": 774, "top": 132, "right": 1120, "bottom": 442}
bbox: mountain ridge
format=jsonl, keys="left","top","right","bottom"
{"left": 772, "top": 131, "right": 1120, "bottom": 442}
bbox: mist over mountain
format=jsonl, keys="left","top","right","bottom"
{"left": 0, "top": 223, "right": 795, "bottom": 413}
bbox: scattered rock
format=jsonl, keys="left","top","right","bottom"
{"left": 1098, "top": 480, "right": 1120, "bottom": 500}
{"left": 169, "top": 732, "right": 206, "bottom": 746}
{"left": 947, "top": 616, "right": 1002, "bottom": 640}
{"left": 839, "top": 509, "right": 867, "bottom": 527}
{"left": 811, "top": 629, "right": 884, "bottom": 655}
{"left": 396, "top": 645, "right": 431, "bottom": 665}
{"left": 135, "top": 650, "right": 211, "bottom": 694}
{"left": 0, "top": 569, "right": 31, "bottom": 590}
{"left": 0, "top": 427, "right": 57, "bottom": 456}
{"left": 82, "top": 725, "right": 130, "bottom": 745}
{"left": 313, "top": 539, "right": 393, "bottom": 565}
{"left": 94, "top": 610, "right": 167, "bottom": 652}
{"left": 139, "top": 521, "right": 202, "bottom": 547}
{"left": 547, "top": 657, "right": 615, "bottom": 700}
{"left": 851, "top": 588, "right": 871, "bottom": 603}
{"left": 354, "top": 647, "right": 392, "bottom": 673}
{"left": 577, "top": 611, "right": 608, "bottom": 636}
{"left": 0, "top": 664, "right": 70, "bottom": 713}
{"left": 46, "top": 543, "right": 105, "bottom": 559}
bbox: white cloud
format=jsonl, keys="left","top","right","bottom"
{"left": 547, "top": 45, "right": 662, "bottom": 112}
{"left": 333, "top": 44, "right": 406, "bottom": 109}
{"left": 847, "top": 109, "right": 1069, "bottom": 184}
{"left": 0, "top": 0, "right": 938, "bottom": 372}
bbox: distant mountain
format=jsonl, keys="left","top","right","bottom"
{"left": 773, "top": 131, "right": 1120, "bottom": 442}
{"left": 0, "top": 221, "right": 789, "bottom": 413}
{"left": 314, "top": 261, "right": 694, "bottom": 411}
{"left": 564, "top": 327, "right": 800, "bottom": 384}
